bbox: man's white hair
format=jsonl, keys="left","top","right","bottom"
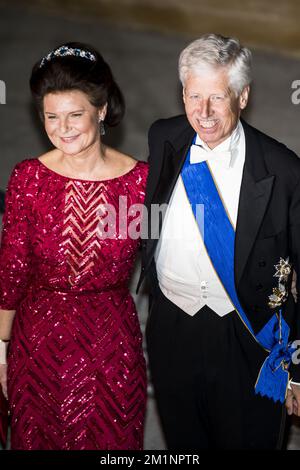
{"left": 179, "top": 33, "right": 252, "bottom": 96}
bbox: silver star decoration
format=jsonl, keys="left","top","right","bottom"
{"left": 268, "top": 282, "right": 288, "bottom": 308}
{"left": 274, "top": 257, "right": 291, "bottom": 283}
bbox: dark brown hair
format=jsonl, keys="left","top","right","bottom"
{"left": 30, "top": 42, "right": 125, "bottom": 126}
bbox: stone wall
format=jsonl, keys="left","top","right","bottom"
{"left": 2, "top": 0, "right": 300, "bottom": 56}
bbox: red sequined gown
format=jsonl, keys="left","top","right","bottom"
{"left": 0, "top": 158, "right": 148, "bottom": 450}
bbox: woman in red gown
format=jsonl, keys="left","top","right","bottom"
{"left": 0, "top": 42, "right": 148, "bottom": 450}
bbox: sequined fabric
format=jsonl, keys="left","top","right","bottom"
{"left": 0, "top": 159, "right": 148, "bottom": 450}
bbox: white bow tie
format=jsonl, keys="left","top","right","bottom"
{"left": 190, "top": 144, "right": 232, "bottom": 168}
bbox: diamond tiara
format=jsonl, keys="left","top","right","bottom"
{"left": 39, "top": 46, "right": 96, "bottom": 68}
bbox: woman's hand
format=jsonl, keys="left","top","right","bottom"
{"left": 0, "top": 364, "right": 8, "bottom": 399}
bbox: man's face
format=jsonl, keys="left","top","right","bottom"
{"left": 183, "top": 68, "right": 249, "bottom": 149}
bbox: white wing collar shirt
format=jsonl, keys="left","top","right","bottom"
{"left": 155, "top": 120, "right": 246, "bottom": 316}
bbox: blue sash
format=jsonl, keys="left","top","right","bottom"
{"left": 180, "top": 140, "right": 295, "bottom": 403}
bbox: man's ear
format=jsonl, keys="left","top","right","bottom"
{"left": 239, "top": 86, "right": 250, "bottom": 110}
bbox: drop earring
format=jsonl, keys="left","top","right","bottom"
{"left": 99, "top": 118, "right": 105, "bottom": 136}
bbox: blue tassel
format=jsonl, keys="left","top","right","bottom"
{"left": 255, "top": 312, "right": 296, "bottom": 403}
{"left": 255, "top": 357, "right": 289, "bottom": 404}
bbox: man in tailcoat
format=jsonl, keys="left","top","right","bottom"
{"left": 138, "top": 34, "right": 300, "bottom": 449}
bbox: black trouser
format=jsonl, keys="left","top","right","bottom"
{"left": 146, "top": 287, "right": 285, "bottom": 450}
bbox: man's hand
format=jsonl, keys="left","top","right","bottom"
{"left": 286, "top": 383, "right": 300, "bottom": 416}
